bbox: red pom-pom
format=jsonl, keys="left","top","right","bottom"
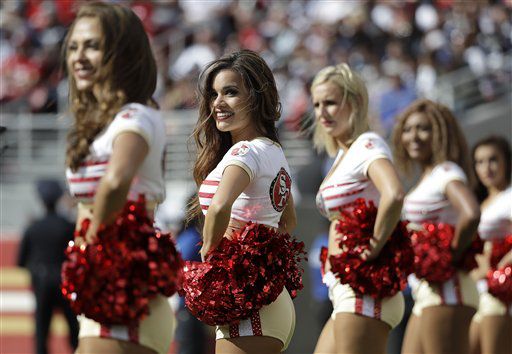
{"left": 61, "top": 197, "right": 183, "bottom": 326}
{"left": 411, "top": 223, "right": 484, "bottom": 283}
{"left": 180, "top": 223, "right": 306, "bottom": 326}
{"left": 490, "top": 235, "right": 512, "bottom": 269}
{"left": 328, "top": 199, "right": 414, "bottom": 298}
{"left": 487, "top": 266, "right": 512, "bottom": 304}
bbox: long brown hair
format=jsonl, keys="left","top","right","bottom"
{"left": 187, "top": 50, "right": 282, "bottom": 223}
{"left": 471, "top": 135, "right": 511, "bottom": 202}
{"left": 63, "top": 2, "right": 157, "bottom": 171}
{"left": 392, "top": 99, "right": 473, "bottom": 185}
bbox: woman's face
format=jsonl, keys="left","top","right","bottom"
{"left": 66, "top": 17, "right": 103, "bottom": 92}
{"left": 401, "top": 112, "right": 433, "bottom": 163}
{"left": 211, "top": 69, "right": 255, "bottom": 138}
{"left": 311, "top": 81, "right": 352, "bottom": 143}
{"left": 474, "top": 144, "right": 508, "bottom": 190}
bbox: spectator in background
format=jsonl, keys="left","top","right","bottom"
{"left": 17, "top": 179, "right": 79, "bottom": 354}
{"left": 2, "top": 2, "right": 509, "bottom": 116}
{"left": 308, "top": 222, "right": 332, "bottom": 328}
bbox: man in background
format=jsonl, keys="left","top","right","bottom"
{"left": 17, "top": 179, "right": 79, "bottom": 354}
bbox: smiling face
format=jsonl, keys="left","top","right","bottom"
{"left": 311, "top": 80, "right": 352, "bottom": 144}
{"left": 401, "top": 112, "right": 433, "bottom": 164}
{"left": 210, "top": 69, "right": 257, "bottom": 141}
{"left": 66, "top": 17, "right": 103, "bottom": 93}
{"left": 474, "top": 144, "right": 508, "bottom": 190}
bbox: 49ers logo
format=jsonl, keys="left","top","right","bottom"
{"left": 270, "top": 167, "right": 291, "bottom": 212}
{"left": 231, "top": 144, "right": 250, "bottom": 156}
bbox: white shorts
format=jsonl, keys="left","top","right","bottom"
{"left": 215, "top": 289, "right": 295, "bottom": 351}
{"left": 411, "top": 271, "right": 479, "bottom": 316}
{"left": 473, "top": 280, "right": 512, "bottom": 322}
{"left": 78, "top": 295, "right": 175, "bottom": 354}
{"left": 323, "top": 271, "right": 405, "bottom": 329}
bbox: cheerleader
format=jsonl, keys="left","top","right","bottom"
{"left": 312, "top": 63, "right": 411, "bottom": 354}
{"left": 182, "top": 50, "right": 303, "bottom": 354}
{"left": 469, "top": 136, "right": 511, "bottom": 354}
{"left": 392, "top": 99, "right": 481, "bottom": 354}
{"left": 61, "top": 3, "right": 181, "bottom": 354}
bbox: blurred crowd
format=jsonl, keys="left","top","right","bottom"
{"left": 1, "top": 0, "right": 510, "bottom": 134}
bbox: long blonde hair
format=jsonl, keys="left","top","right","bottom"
{"left": 310, "top": 63, "right": 369, "bottom": 157}
{"left": 392, "top": 99, "right": 473, "bottom": 184}
{"left": 63, "top": 2, "right": 157, "bottom": 171}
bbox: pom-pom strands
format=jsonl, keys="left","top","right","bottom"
{"left": 328, "top": 198, "right": 414, "bottom": 299}
{"left": 487, "top": 235, "right": 512, "bottom": 304}
{"left": 410, "top": 223, "right": 484, "bottom": 283}
{"left": 180, "top": 223, "right": 306, "bottom": 326}
{"left": 61, "top": 197, "right": 183, "bottom": 326}
{"left": 487, "top": 265, "right": 512, "bottom": 304}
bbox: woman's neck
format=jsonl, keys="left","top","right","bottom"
{"left": 487, "top": 183, "right": 508, "bottom": 197}
{"left": 419, "top": 159, "right": 435, "bottom": 176}
{"left": 231, "top": 127, "right": 262, "bottom": 144}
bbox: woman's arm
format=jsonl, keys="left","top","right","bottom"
{"left": 445, "top": 180, "right": 481, "bottom": 262}
{"left": 201, "top": 165, "right": 250, "bottom": 259}
{"left": 86, "top": 132, "right": 149, "bottom": 242}
{"left": 278, "top": 193, "right": 297, "bottom": 234}
{"left": 363, "top": 158, "right": 405, "bottom": 260}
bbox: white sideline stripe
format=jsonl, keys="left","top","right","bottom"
{"left": 0, "top": 291, "right": 35, "bottom": 312}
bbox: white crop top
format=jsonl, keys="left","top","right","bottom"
{"left": 478, "top": 186, "right": 512, "bottom": 241}
{"left": 198, "top": 138, "right": 292, "bottom": 228}
{"left": 66, "top": 103, "right": 167, "bottom": 203}
{"left": 315, "top": 132, "right": 392, "bottom": 220}
{"left": 403, "top": 161, "right": 467, "bottom": 224}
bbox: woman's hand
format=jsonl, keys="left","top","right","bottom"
{"left": 497, "top": 249, "right": 512, "bottom": 269}
{"left": 360, "top": 236, "right": 384, "bottom": 261}
{"left": 84, "top": 226, "right": 98, "bottom": 244}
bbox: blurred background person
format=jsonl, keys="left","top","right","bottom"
{"left": 61, "top": 3, "right": 182, "bottom": 353}
{"left": 393, "top": 99, "right": 481, "bottom": 354}
{"left": 312, "top": 63, "right": 410, "bottom": 354}
{"left": 307, "top": 219, "right": 332, "bottom": 329}
{"left": 469, "top": 135, "right": 512, "bottom": 354}
{"left": 17, "top": 179, "right": 79, "bottom": 354}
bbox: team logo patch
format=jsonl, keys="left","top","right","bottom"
{"left": 231, "top": 144, "right": 250, "bottom": 156}
{"left": 121, "top": 108, "right": 138, "bottom": 119}
{"left": 269, "top": 167, "right": 291, "bottom": 212}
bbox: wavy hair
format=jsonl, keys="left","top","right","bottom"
{"left": 471, "top": 135, "right": 511, "bottom": 202}
{"left": 187, "top": 50, "right": 282, "bottom": 223}
{"left": 310, "top": 63, "right": 369, "bottom": 157}
{"left": 63, "top": 2, "right": 157, "bottom": 171}
{"left": 392, "top": 99, "right": 472, "bottom": 184}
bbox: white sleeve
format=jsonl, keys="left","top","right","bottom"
{"left": 355, "top": 133, "right": 393, "bottom": 176}
{"left": 223, "top": 141, "right": 259, "bottom": 181}
{"left": 432, "top": 161, "right": 468, "bottom": 194}
{"left": 109, "top": 106, "right": 155, "bottom": 147}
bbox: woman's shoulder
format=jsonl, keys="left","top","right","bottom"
{"left": 228, "top": 138, "right": 280, "bottom": 154}
{"left": 351, "top": 131, "right": 388, "bottom": 149}
{"left": 497, "top": 185, "right": 512, "bottom": 201}
{"left": 430, "top": 161, "right": 467, "bottom": 188}
{"left": 432, "top": 161, "right": 465, "bottom": 175}
{"left": 114, "top": 103, "right": 161, "bottom": 122}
